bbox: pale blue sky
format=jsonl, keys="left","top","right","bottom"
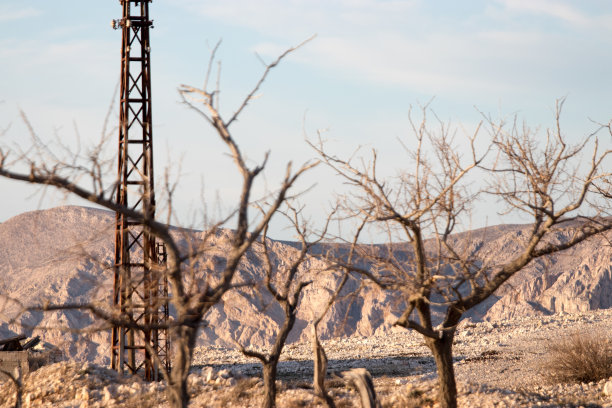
{"left": 1, "top": 1, "right": 612, "bottom": 239}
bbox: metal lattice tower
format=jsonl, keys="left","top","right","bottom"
{"left": 111, "top": 0, "right": 170, "bottom": 381}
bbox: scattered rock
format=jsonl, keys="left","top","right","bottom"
{"left": 604, "top": 379, "right": 612, "bottom": 397}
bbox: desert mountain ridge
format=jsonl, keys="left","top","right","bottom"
{"left": 0, "top": 205, "right": 610, "bottom": 364}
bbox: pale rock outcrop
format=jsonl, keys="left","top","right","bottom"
{"left": 0, "top": 206, "right": 610, "bottom": 363}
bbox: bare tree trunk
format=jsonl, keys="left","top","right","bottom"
{"left": 261, "top": 310, "right": 293, "bottom": 408}
{"left": 167, "top": 324, "right": 198, "bottom": 408}
{"left": 254, "top": 305, "right": 297, "bottom": 408}
{"left": 312, "top": 325, "right": 335, "bottom": 408}
{"left": 427, "top": 333, "right": 457, "bottom": 408}
{"left": 262, "top": 362, "right": 279, "bottom": 408}
{"left": 342, "top": 368, "right": 379, "bottom": 408}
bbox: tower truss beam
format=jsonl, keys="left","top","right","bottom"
{"left": 111, "top": 0, "right": 170, "bottom": 381}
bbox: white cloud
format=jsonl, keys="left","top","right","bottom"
{"left": 174, "top": 0, "right": 418, "bottom": 39}
{"left": 170, "top": 2, "right": 520, "bottom": 95}
{"left": 499, "top": 0, "right": 591, "bottom": 26}
{"left": 209, "top": 0, "right": 612, "bottom": 104}
{"left": 255, "top": 27, "right": 562, "bottom": 99}
{"left": 0, "top": 6, "right": 42, "bottom": 22}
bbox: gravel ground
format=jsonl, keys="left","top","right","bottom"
{"left": 1, "top": 309, "right": 611, "bottom": 407}
{"left": 191, "top": 308, "right": 612, "bottom": 407}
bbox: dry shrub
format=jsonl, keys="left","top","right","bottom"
{"left": 325, "top": 378, "right": 346, "bottom": 389}
{"left": 122, "top": 392, "right": 164, "bottom": 408}
{"left": 382, "top": 389, "right": 434, "bottom": 408}
{"left": 542, "top": 331, "right": 612, "bottom": 383}
{"left": 380, "top": 383, "right": 434, "bottom": 408}
{"left": 28, "top": 348, "right": 64, "bottom": 371}
{"left": 231, "top": 377, "right": 260, "bottom": 400}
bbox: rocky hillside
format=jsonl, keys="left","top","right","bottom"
{"left": 0, "top": 206, "right": 610, "bottom": 364}
{"left": 1, "top": 309, "right": 612, "bottom": 407}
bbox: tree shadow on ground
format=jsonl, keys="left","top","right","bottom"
{"left": 194, "top": 354, "right": 438, "bottom": 381}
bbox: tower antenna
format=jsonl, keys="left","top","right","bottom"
{"left": 111, "top": 0, "right": 170, "bottom": 380}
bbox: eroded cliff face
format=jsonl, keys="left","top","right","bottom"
{"left": 0, "top": 206, "right": 610, "bottom": 363}
{"left": 481, "top": 241, "right": 612, "bottom": 321}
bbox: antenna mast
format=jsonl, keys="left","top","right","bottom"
{"left": 111, "top": 0, "right": 170, "bottom": 380}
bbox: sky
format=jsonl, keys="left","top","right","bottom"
{"left": 1, "top": 0, "right": 612, "bottom": 240}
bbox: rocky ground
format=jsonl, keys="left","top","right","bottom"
{"left": 1, "top": 309, "right": 612, "bottom": 407}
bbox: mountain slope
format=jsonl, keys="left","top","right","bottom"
{"left": 0, "top": 206, "right": 610, "bottom": 363}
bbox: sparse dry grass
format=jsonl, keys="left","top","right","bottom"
{"left": 380, "top": 384, "right": 435, "bottom": 408}
{"left": 542, "top": 331, "right": 612, "bottom": 384}
{"left": 214, "top": 377, "right": 261, "bottom": 407}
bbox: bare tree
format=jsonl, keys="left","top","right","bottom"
{"left": 312, "top": 101, "right": 612, "bottom": 408}
{"left": 233, "top": 204, "right": 332, "bottom": 408}
{"left": 0, "top": 41, "right": 314, "bottom": 408}
{"left": 309, "top": 217, "right": 368, "bottom": 408}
